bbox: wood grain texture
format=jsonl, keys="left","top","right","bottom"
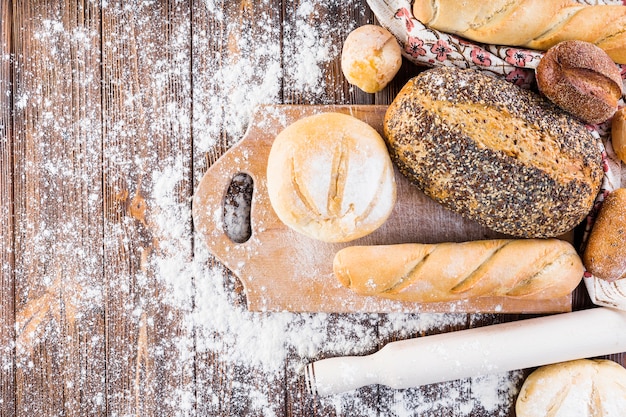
{"left": 191, "top": 2, "right": 288, "bottom": 416}
{"left": 101, "top": 1, "right": 194, "bottom": 415}
{"left": 0, "top": 1, "right": 15, "bottom": 415}
{"left": 0, "top": 0, "right": 624, "bottom": 416}
{"left": 11, "top": 0, "right": 106, "bottom": 415}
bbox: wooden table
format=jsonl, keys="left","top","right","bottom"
{"left": 1, "top": 1, "right": 623, "bottom": 416}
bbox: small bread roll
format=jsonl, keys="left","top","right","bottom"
{"left": 266, "top": 112, "right": 396, "bottom": 243}
{"left": 612, "top": 107, "right": 626, "bottom": 164}
{"left": 341, "top": 25, "right": 402, "bottom": 93}
{"left": 516, "top": 359, "right": 626, "bottom": 417}
{"left": 536, "top": 40, "right": 623, "bottom": 125}
{"left": 583, "top": 188, "right": 626, "bottom": 281}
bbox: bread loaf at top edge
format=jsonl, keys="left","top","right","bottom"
{"left": 383, "top": 67, "right": 604, "bottom": 238}
{"left": 412, "top": 0, "right": 626, "bottom": 64}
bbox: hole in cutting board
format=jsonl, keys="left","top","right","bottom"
{"left": 223, "top": 172, "right": 254, "bottom": 243}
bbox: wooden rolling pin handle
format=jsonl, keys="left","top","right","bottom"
{"left": 305, "top": 307, "right": 626, "bottom": 397}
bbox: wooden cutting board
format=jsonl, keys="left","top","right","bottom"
{"left": 192, "top": 104, "right": 574, "bottom": 313}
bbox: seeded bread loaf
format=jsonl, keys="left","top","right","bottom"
{"left": 383, "top": 67, "right": 603, "bottom": 238}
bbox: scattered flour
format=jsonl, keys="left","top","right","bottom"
{"left": 4, "top": 0, "right": 527, "bottom": 415}
{"left": 167, "top": 0, "right": 526, "bottom": 405}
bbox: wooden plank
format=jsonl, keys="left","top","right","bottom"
{"left": 281, "top": 0, "right": 361, "bottom": 106}
{"left": 191, "top": 1, "right": 288, "bottom": 416}
{"left": 280, "top": 3, "right": 388, "bottom": 417}
{"left": 10, "top": 0, "right": 105, "bottom": 415}
{"left": 190, "top": 2, "right": 230, "bottom": 413}
{"left": 0, "top": 0, "right": 15, "bottom": 415}
{"left": 100, "top": 1, "right": 195, "bottom": 415}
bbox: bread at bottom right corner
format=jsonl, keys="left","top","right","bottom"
{"left": 516, "top": 359, "right": 626, "bottom": 417}
{"left": 583, "top": 188, "right": 626, "bottom": 281}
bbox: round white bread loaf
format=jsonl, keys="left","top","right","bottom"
{"left": 516, "top": 359, "right": 626, "bottom": 417}
{"left": 266, "top": 112, "right": 396, "bottom": 243}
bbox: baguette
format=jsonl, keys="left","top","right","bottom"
{"left": 333, "top": 239, "right": 584, "bottom": 302}
{"left": 412, "top": 0, "right": 626, "bottom": 64}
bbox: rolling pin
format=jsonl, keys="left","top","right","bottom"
{"left": 305, "top": 307, "right": 626, "bottom": 396}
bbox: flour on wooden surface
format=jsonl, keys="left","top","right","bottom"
{"left": 158, "top": 0, "right": 523, "bottom": 407}
{"left": 5, "top": 0, "right": 525, "bottom": 415}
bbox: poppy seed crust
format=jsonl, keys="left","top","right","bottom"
{"left": 384, "top": 68, "right": 604, "bottom": 238}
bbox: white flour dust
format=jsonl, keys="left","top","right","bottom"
{"left": 3, "top": 0, "right": 526, "bottom": 415}
{"left": 156, "top": 1, "right": 524, "bottom": 413}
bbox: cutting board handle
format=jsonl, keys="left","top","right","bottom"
{"left": 192, "top": 107, "right": 273, "bottom": 258}
{"left": 192, "top": 104, "right": 389, "bottom": 269}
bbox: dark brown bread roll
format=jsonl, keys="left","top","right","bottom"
{"left": 583, "top": 188, "right": 626, "bottom": 281}
{"left": 384, "top": 67, "right": 604, "bottom": 238}
{"left": 536, "top": 40, "right": 623, "bottom": 125}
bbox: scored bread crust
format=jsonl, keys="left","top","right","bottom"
{"left": 383, "top": 67, "right": 603, "bottom": 238}
{"left": 266, "top": 112, "right": 396, "bottom": 243}
{"left": 516, "top": 359, "right": 626, "bottom": 417}
{"left": 412, "top": 0, "right": 626, "bottom": 64}
{"left": 333, "top": 239, "right": 584, "bottom": 302}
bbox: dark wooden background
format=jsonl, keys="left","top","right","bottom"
{"left": 0, "top": 1, "right": 623, "bottom": 416}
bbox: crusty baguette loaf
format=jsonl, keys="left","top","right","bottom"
{"left": 384, "top": 67, "right": 604, "bottom": 238}
{"left": 412, "top": 0, "right": 626, "bottom": 64}
{"left": 334, "top": 239, "right": 584, "bottom": 302}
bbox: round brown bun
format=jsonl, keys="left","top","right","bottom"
{"left": 536, "top": 40, "right": 623, "bottom": 125}
{"left": 516, "top": 359, "right": 626, "bottom": 417}
{"left": 341, "top": 25, "right": 402, "bottom": 94}
{"left": 266, "top": 112, "right": 396, "bottom": 243}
